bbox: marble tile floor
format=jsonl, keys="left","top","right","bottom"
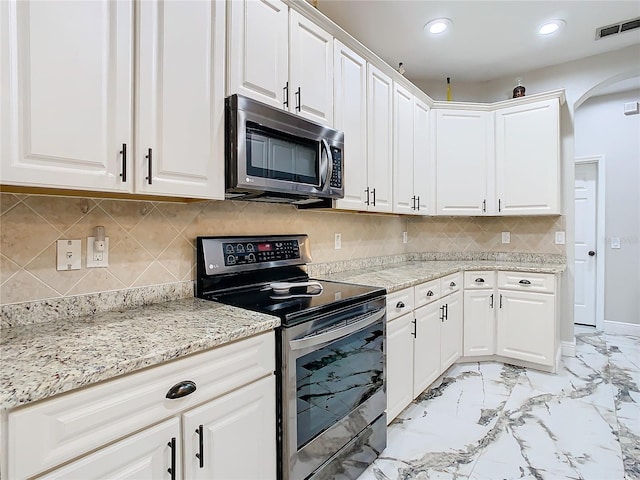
{"left": 358, "top": 327, "right": 639, "bottom": 480}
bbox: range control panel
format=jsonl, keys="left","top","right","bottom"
{"left": 222, "top": 239, "right": 300, "bottom": 266}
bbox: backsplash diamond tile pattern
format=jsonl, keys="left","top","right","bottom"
{"left": 0, "top": 193, "right": 564, "bottom": 305}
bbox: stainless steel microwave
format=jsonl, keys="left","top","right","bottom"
{"left": 225, "top": 94, "right": 344, "bottom": 205}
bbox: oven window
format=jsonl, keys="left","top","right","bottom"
{"left": 246, "top": 121, "right": 319, "bottom": 185}
{"left": 295, "top": 321, "right": 384, "bottom": 450}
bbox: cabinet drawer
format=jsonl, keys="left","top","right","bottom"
{"left": 8, "top": 332, "right": 275, "bottom": 480}
{"left": 440, "top": 272, "right": 462, "bottom": 296}
{"left": 497, "top": 271, "right": 555, "bottom": 294}
{"left": 386, "top": 288, "right": 414, "bottom": 320}
{"left": 414, "top": 279, "right": 440, "bottom": 308}
{"left": 464, "top": 271, "right": 495, "bottom": 289}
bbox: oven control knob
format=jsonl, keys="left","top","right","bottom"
{"left": 247, "top": 253, "right": 256, "bottom": 263}
{"left": 227, "top": 255, "right": 236, "bottom": 264}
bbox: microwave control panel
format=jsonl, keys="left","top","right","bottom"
{"left": 223, "top": 240, "right": 300, "bottom": 266}
{"left": 330, "top": 147, "right": 342, "bottom": 188}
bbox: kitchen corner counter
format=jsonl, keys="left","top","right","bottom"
{"left": 314, "top": 260, "right": 566, "bottom": 293}
{"left": 0, "top": 298, "right": 279, "bottom": 410}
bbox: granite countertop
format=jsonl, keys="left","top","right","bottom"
{"left": 314, "top": 260, "right": 566, "bottom": 293}
{"left": 0, "top": 298, "right": 279, "bottom": 410}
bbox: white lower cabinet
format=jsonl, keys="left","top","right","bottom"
{"left": 183, "top": 376, "right": 276, "bottom": 480}
{"left": 386, "top": 273, "right": 463, "bottom": 423}
{"left": 36, "top": 418, "right": 181, "bottom": 480}
{"left": 463, "top": 271, "right": 496, "bottom": 357}
{"left": 7, "top": 332, "right": 276, "bottom": 480}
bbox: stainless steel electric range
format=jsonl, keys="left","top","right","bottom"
{"left": 196, "top": 235, "right": 387, "bottom": 480}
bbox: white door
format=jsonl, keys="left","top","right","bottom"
{"left": 413, "top": 303, "right": 442, "bottom": 397}
{"left": 227, "top": 0, "right": 288, "bottom": 109}
{"left": 367, "top": 64, "right": 393, "bottom": 213}
{"left": 440, "top": 291, "right": 463, "bottom": 371}
{"left": 463, "top": 289, "right": 495, "bottom": 356}
{"left": 386, "top": 313, "right": 414, "bottom": 423}
{"left": 37, "top": 418, "right": 181, "bottom": 480}
{"left": 182, "top": 376, "right": 276, "bottom": 480}
{"left": 333, "top": 40, "right": 367, "bottom": 211}
{"left": 137, "top": 0, "right": 225, "bottom": 199}
{"left": 495, "top": 98, "right": 560, "bottom": 215}
{"left": 289, "top": 11, "right": 333, "bottom": 125}
{"left": 392, "top": 83, "right": 415, "bottom": 214}
{"left": 1, "top": 0, "right": 133, "bottom": 192}
{"left": 435, "top": 109, "right": 493, "bottom": 215}
{"left": 574, "top": 162, "right": 598, "bottom": 326}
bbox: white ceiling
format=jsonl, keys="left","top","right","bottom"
{"left": 316, "top": 0, "right": 640, "bottom": 87}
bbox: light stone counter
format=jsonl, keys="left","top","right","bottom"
{"left": 314, "top": 260, "right": 566, "bottom": 293}
{"left": 0, "top": 298, "right": 279, "bottom": 410}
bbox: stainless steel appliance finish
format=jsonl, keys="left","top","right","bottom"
{"left": 225, "top": 95, "right": 344, "bottom": 205}
{"left": 195, "top": 235, "right": 386, "bottom": 480}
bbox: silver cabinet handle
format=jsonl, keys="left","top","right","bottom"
{"left": 450, "top": 281, "right": 456, "bottom": 287}
{"left": 396, "top": 301, "right": 405, "bottom": 309}
{"left": 519, "top": 279, "right": 531, "bottom": 285}
{"left": 475, "top": 278, "right": 485, "bottom": 283}
{"left": 426, "top": 290, "right": 434, "bottom": 297}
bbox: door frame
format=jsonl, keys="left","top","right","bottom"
{"left": 574, "top": 155, "right": 606, "bottom": 331}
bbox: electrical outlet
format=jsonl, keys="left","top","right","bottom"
{"left": 334, "top": 233, "right": 341, "bottom": 250}
{"left": 501, "top": 232, "right": 511, "bottom": 244}
{"left": 87, "top": 237, "right": 110, "bottom": 267}
{"left": 56, "top": 239, "right": 81, "bottom": 271}
{"left": 403, "top": 232, "right": 408, "bottom": 244}
{"left": 555, "top": 231, "right": 565, "bottom": 245}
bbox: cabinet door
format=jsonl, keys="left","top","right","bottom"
{"left": 183, "top": 376, "right": 276, "bottom": 480}
{"left": 386, "top": 312, "right": 414, "bottom": 423}
{"left": 333, "top": 40, "right": 367, "bottom": 210}
{"left": 440, "top": 291, "right": 463, "bottom": 371}
{"left": 137, "top": 0, "right": 224, "bottom": 199}
{"left": 37, "top": 418, "right": 181, "bottom": 480}
{"left": 413, "top": 302, "right": 442, "bottom": 397}
{"left": 497, "top": 290, "right": 556, "bottom": 366}
{"left": 289, "top": 11, "right": 333, "bottom": 125}
{"left": 392, "top": 83, "right": 415, "bottom": 215}
{"left": 435, "top": 109, "right": 493, "bottom": 215}
{"left": 1, "top": 0, "right": 132, "bottom": 192}
{"left": 495, "top": 99, "right": 560, "bottom": 215}
{"left": 227, "top": 0, "right": 288, "bottom": 109}
{"left": 463, "top": 289, "right": 495, "bottom": 356}
{"left": 367, "top": 64, "right": 393, "bottom": 213}
{"left": 413, "top": 97, "right": 431, "bottom": 214}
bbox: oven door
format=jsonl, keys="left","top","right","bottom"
{"left": 281, "top": 297, "right": 386, "bottom": 480}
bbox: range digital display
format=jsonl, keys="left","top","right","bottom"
{"left": 258, "top": 243, "right": 273, "bottom": 252}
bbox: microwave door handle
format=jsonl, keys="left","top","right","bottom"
{"left": 289, "top": 307, "right": 385, "bottom": 351}
{"left": 319, "top": 139, "right": 331, "bottom": 190}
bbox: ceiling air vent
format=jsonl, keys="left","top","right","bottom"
{"left": 596, "top": 17, "right": 640, "bottom": 39}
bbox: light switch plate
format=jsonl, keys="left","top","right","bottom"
{"left": 611, "top": 237, "right": 621, "bottom": 249}
{"left": 56, "top": 239, "right": 81, "bottom": 271}
{"left": 501, "top": 232, "right": 511, "bottom": 244}
{"left": 555, "top": 231, "right": 565, "bottom": 245}
{"left": 334, "top": 233, "right": 341, "bottom": 250}
{"left": 403, "top": 232, "right": 408, "bottom": 244}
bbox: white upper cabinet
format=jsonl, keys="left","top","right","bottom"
{"left": 393, "top": 84, "right": 431, "bottom": 215}
{"left": 435, "top": 109, "right": 494, "bottom": 215}
{"left": 136, "top": 0, "right": 225, "bottom": 199}
{"left": 227, "top": 0, "right": 288, "bottom": 109}
{"left": 227, "top": 0, "right": 333, "bottom": 125}
{"left": 1, "top": 0, "right": 133, "bottom": 192}
{"left": 1, "top": 0, "right": 225, "bottom": 199}
{"left": 495, "top": 98, "right": 560, "bottom": 215}
{"left": 289, "top": 10, "right": 333, "bottom": 125}
{"left": 333, "top": 40, "right": 368, "bottom": 211}
{"left": 366, "top": 64, "right": 393, "bottom": 213}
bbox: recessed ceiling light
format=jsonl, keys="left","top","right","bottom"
{"left": 538, "top": 19, "right": 565, "bottom": 35}
{"left": 424, "top": 18, "right": 452, "bottom": 35}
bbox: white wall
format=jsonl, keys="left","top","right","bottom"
{"left": 575, "top": 89, "right": 640, "bottom": 326}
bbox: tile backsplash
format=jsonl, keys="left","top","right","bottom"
{"left": 0, "top": 193, "right": 565, "bottom": 305}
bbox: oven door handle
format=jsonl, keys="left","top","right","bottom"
{"left": 319, "top": 139, "right": 331, "bottom": 191}
{"left": 289, "top": 307, "right": 385, "bottom": 351}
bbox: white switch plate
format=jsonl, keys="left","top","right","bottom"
{"left": 403, "top": 232, "right": 408, "bottom": 244}
{"left": 56, "top": 239, "right": 81, "bottom": 271}
{"left": 334, "top": 233, "right": 341, "bottom": 250}
{"left": 87, "top": 236, "right": 110, "bottom": 267}
{"left": 501, "top": 232, "right": 511, "bottom": 244}
{"left": 555, "top": 231, "right": 565, "bottom": 245}
{"left": 611, "top": 237, "right": 621, "bottom": 249}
